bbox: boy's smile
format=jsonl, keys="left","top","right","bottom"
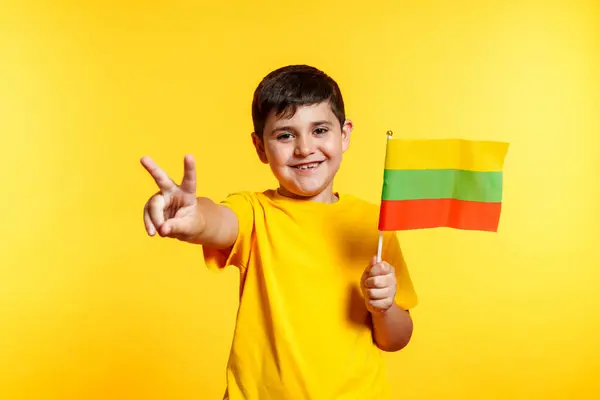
{"left": 252, "top": 101, "right": 353, "bottom": 203}
{"left": 290, "top": 160, "right": 324, "bottom": 172}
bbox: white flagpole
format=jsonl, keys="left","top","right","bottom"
{"left": 376, "top": 231, "right": 384, "bottom": 263}
{"left": 376, "top": 130, "right": 394, "bottom": 263}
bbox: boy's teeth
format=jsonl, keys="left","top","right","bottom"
{"left": 296, "top": 162, "right": 319, "bottom": 170}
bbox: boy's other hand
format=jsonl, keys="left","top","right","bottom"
{"left": 140, "top": 155, "right": 201, "bottom": 241}
{"left": 360, "top": 256, "right": 397, "bottom": 313}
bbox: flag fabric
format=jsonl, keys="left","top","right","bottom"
{"left": 378, "top": 138, "right": 509, "bottom": 232}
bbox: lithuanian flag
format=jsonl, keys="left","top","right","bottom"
{"left": 378, "top": 137, "right": 509, "bottom": 232}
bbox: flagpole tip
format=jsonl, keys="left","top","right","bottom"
{"left": 386, "top": 130, "right": 393, "bottom": 138}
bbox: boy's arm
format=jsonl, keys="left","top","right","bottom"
{"left": 361, "top": 232, "right": 418, "bottom": 352}
{"left": 186, "top": 197, "right": 239, "bottom": 249}
{"left": 371, "top": 303, "right": 413, "bottom": 352}
{"left": 361, "top": 258, "right": 414, "bottom": 352}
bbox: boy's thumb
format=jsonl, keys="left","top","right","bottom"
{"left": 161, "top": 219, "right": 183, "bottom": 237}
{"left": 370, "top": 255, "right": 377, "bottom": 266}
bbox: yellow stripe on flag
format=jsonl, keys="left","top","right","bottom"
{"left": 384, "top": 138, "right": 509, "bottom": 172}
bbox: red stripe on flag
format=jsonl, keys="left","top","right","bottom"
{"left": 378, "top": 199, "right": 502, "bottom": 232}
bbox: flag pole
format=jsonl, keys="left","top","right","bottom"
{"left": 376, "top": 231, "right": 384, "bottom": 263}
{"left": 376, "top": 130, "right": 394, "bottom": 263}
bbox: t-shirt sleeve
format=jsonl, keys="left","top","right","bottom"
{"left": 201, "top": 192, "right": 255, "bottom": 272}
{"left": 383, "top": 231, "right": 418, "bottom": 310}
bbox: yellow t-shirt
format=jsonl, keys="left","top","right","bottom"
{"left": 202, "top": 189, "right": 418, "bottom": 400}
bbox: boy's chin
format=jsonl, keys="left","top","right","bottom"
{"left": 278, "top": 184, "right": 332, "bottom": 200}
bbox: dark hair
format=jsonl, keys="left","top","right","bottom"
{"left": 251, "top": 65, "right": 346, "bottom": 137}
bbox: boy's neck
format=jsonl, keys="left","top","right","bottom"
{"left": 277, "top": 185, "right": 339, "bottom": 204}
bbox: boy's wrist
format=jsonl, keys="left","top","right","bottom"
{"left": 369, "top": 301, "right": 396, "bottom": 318}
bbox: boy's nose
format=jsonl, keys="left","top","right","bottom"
{"left": 294, "top": 136, "right": 315, "bottom": 157}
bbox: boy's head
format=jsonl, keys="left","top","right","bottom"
{"left": 251, "top": 65, "right": 353, "bottom": 201}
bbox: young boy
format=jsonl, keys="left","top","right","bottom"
{"left": 140, "top": 65, "right": 418, "bottom": 400}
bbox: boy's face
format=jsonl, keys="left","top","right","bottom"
{"left": 252, "top": 101, "right": 352, "bottom": 202}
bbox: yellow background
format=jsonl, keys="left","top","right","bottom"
{"left": 2, "top": 1, "right": 599, "bottom": 399}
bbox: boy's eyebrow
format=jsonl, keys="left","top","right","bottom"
{"left": 310, "top": 120, "right": 333, "bottom": 127}
{"left": 272, "top": 125, "right": 294, "bottom": 132}
{"left": 271, "top": 120, "right": 333, "bottom": 134}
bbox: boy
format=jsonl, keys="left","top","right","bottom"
{"left": 140, "top": 65, "right": 418, "bottom": 400}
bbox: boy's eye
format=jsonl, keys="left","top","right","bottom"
{"left": 314, "top": 128, "right": 328, "bottom": 135}
{"left": 277, "top": 133, "right": 293, "bottom": 141}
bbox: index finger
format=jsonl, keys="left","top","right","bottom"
{"left": 140, "top": 156, "right": 175, "bottom": 191}
{"left": 369, "top": 262, "right": 392, "bottom": 276}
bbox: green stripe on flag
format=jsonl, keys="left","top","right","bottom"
{"left": 381, "top": 169, "right": 503, "bottom": 202}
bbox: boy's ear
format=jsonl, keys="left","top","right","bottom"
{"left": 341, "top": 119, "right": 353, "bottom": 153}
{"left": 251, "top": 132, "right": 269, "bottom": 164}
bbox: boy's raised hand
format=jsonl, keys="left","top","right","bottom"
{"left": 361, "top": 256, "right": 397, "bottom": 313}
{"left": 141, "top": 154, "right": 201, "bottom": 241}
